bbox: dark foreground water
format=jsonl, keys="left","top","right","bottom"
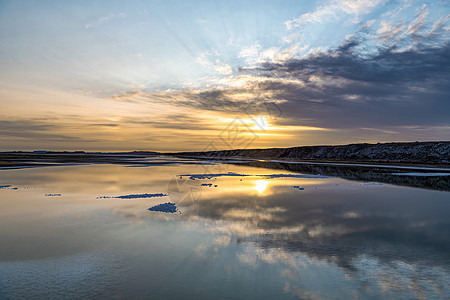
{"left": 0, "top": 157, "right": 449, "bottom": 299}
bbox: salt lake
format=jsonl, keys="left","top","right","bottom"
{"left": 1, "top": 156, "right": 449, "bottom": 299}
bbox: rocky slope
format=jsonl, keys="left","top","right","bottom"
{"left": 174, "top": 142, "right": 450, "bottom": 164}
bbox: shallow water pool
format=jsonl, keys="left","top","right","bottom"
{"left": 0, "top": 158, "right": 449, "bottom": 299}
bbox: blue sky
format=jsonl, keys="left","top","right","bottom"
{"left": 0, "top": 0, "right": 449, "bottom": 151}
{"left": 1, "top": 0, "right": 314, "bottom": 91}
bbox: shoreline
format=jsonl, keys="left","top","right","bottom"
{"left": 1, "top": 153, "right": 449, "bottom": 171}
{"left": 1, "top": 141, "right": 450, "bottom": 171}
{"left": 172, "top": 155, "right": 450, "bottom": 171}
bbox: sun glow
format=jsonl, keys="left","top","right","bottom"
{"left": 253, "top": 116, "right": 270, "bottom": 130}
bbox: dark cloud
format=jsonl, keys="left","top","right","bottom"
{"left": 122, "top": 114, "right": 217, "bottom": 131}
{"left": 88, "top": 123, "right": 119, "bottom": 127}
{"left": 256, "top": 38, "right": 449, "bottom": 86}
{"left": 254, "top": 40, "right": 450, "bottom": 128}
{"left": 0, "top": 120, "right": 80, "bottom": 141}
{"left": 123, "top": 87, "right": 284, "bottom": 116}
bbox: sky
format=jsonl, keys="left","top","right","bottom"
{"left": 0, "top": 0, "right": 449, "bottom": 151}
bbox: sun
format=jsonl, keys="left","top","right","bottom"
{"left": 253, "top": 116, "right": 270, "bottom": 130}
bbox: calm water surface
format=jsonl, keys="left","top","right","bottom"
{"left": 0, "top": 157, "right": 449, "bottom": 299}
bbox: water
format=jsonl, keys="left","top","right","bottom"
{"left": 0, "top": 157, "right": 449, "bottom": 299}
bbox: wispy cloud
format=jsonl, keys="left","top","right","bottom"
{"left": 286, "top": 0, "right": 385, "bottom": 29}
{"left": 0, "top": 119, "right": 92, "bottom": 142}
{"left": 98, "top": 13, "right": 126, "bottom": 23}
{"left": 239, "top": 42, "right": 304, "bottom": 64}
{"left": 196, "top": 51, "right": 233, "bottom": 75}
{"left": 84, "top": 12, "right": 126, "bottom": 29}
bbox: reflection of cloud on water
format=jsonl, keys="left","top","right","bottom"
{"left": 353, "top": 255, "right": 450, "bottom": 299}
{"left": 213, "top": 235, "right": 231, "bottom": 247}
{"left": 169, "top": 186, "right": 450, "bottom": 298}
{"left": 102, "top": 165, "right": 450, "bottom": 298}
{"left": 103, "top": 189, "right": 450, "bottom": 298}
{"left": 341, "top": 211, "right": 361, "bottom": 219}
{"left": 231, "top": 237, "right": 450, "bottom": 299}
{"left": 215, "top": 221, "right": 306, "bottom": 236}
{"left": 237, "top": 244, "right": 309, "bottom": 269}
{"left": 223, "top": 208, "right": 280, "bottom": 223}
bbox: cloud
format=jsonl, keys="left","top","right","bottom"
{"left": 239, "top": 43, "right": 305, "bottom": 64}
{"left": 405, "top": 4, "right": 428, "bottom": 36}
{"left": 286, "top": 0, "right": 385, "bottom": 28}
{"left": 107, "top": 3, "right": 450, "bottom": 140}
{"left": 113, "top": 33, "right": 449, "bottom": 134}
{"left": 340, "top": 0, "right": 385, "bottom": 15}
{"left": 98, "top": 13, "right": 126, "bottom": 23}
{"left": 121, "top": 114, "right": 220, "bottom": 131}
{"left": 376, "top": 20, "right": 405, "bottom": 43}
{"left": 0, "top": 113, "right": 230, "bottom": 151}
{"left": 0, "top": 119, "right": 82, "bottom": 141}
{"left": 250, "top": 40, "right": 450, "bottom": 128}
{"left": 375, "top": 3, "right": 450, "bottom": 49}
{"left": 196, "top": 51, "right": 233, "bottom": 75}
{"left": 286, "top": 4, "right": 337, "bottom": 28}
{"left": 84, "top": 13, "right": 126, "bottom": 29}
{"left": 110, "top": 77, "right": 289, "bottom": 117}
{"left": 213, "top": 61, "right": 233, "bottom": 75}
{"left": 239, "top": 42, "right": 263, "bottom": 63}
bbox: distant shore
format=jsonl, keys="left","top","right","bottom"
{"left": 1, "top": 141, "right": 449, "bottom": 169}
{"left": 171, "top": 141, "right": 450, "bottom": 167}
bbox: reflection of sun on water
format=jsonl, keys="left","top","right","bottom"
{"left": 254, "top": 180, "right": 269, "bottom": 194}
